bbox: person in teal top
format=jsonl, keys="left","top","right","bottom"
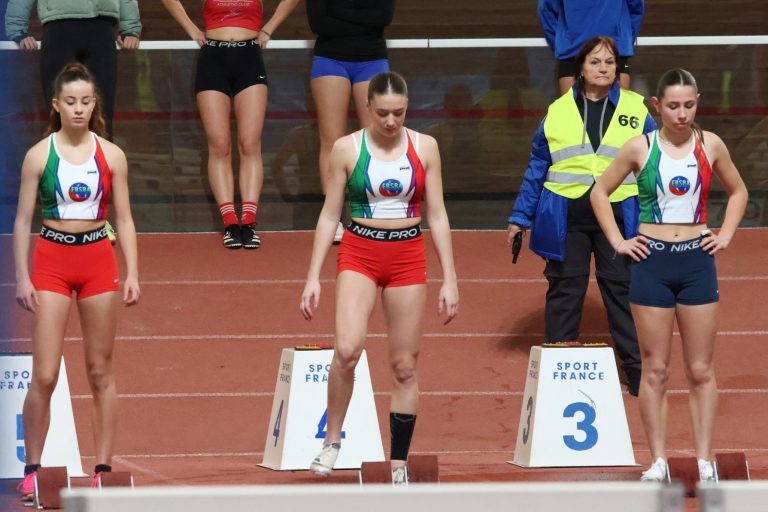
{"left": 5, "top": 0, "right": 142, "bottom": 138}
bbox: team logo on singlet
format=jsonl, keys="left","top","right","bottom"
{"left": 668, "top": 176, "right": 690, "bottom": 196}
{"left": 68, "top": 182, "right": 91, "bottom": 202}
{"left": 379, "top": 179, "right": 403, "bottom": 197}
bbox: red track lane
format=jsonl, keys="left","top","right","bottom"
{"left": 1, "top": 229, "right": 767, "bottom": 512}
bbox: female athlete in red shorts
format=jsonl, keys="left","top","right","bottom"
{"left": 300, "top": 71, "right": 459, "bottom": 484}
{"left": 14, "top": 62, "right": 140, "bottom": 500}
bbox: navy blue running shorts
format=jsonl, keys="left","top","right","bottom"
{"left": 629, "top": 235, "right": 719, "bottom": 308}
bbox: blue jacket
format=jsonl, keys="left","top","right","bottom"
{"left": 538, "top": 0, "right": 644, "bottom": 59}
{"left": 507, "top": 83, "right": 656, "bottom": 261}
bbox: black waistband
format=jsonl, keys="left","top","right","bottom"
{"left": 40, "top": 225, "right": 108, "bottom": 245}
{"left": 641, "top": 234, "right": 706, "bottom": 253}
{"left": 348, "top": 221, "right": 421, "bottom": 242}
{"left": 204, "top": 38, "right": 259, "bottom": 48}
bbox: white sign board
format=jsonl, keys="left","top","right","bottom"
{"left": 511, "top": 345, "right": 636, "bottom": 467}
{"left": 0, "top": 354, "right": 84, "bottom": 478}
{"left": 261, "top": 348, "right": 384, "bottom": 470}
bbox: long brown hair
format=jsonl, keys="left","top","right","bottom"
{"left": 45, "top": 62, "right": 107, "bottom": 138}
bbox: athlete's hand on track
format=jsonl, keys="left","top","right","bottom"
{"left": 438, "top": 281, "right": 459, "bottom": 325}
{"left": 300, "top": 280, "right": 321, "bottom": 320}
{"left": 615, "top": 235, "right": 651, "bottom": 262}
{"left": 16, "top": 279, "right": 39, "bottom": 312}
{"left": 123, "top": 278, "right": 141, "bottom": 306}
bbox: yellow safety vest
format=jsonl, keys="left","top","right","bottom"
{"left": 543, "top": 88, "right": 647, "bottom": 201}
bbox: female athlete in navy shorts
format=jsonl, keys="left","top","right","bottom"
{"left": 591, "top": 69, "right": 748, "bottom": 483}
{"left": 300, "top": 72, "right": 459, "bottom": 484}
{"left": 14, "top": 62, "right": 140, "bottom": 500}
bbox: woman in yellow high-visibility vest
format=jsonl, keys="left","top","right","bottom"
{"left": 507, "top": 36, "right": 656, "bottom": 396}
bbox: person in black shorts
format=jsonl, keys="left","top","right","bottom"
{"left": 5, "top": 0, "right": 143, "bottom": 138}
{"left": 162, "top": 0, "right": 299, "bottom": 249}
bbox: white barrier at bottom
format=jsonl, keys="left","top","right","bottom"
{"left": 61, "top": 482, "right": 684, "bottom": 512}
{"left": 699, "top": 481, "right": 768, "bottom": 512}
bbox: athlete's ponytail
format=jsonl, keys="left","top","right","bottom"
{"left": 45, "top": 62, "right": 108, "bottom": 138}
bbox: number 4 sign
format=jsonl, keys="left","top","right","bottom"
{"left": 260, "top": 347, "right": 384, "bottom": 470}
{"left": 511, "top": 345, "right": 636, "bottom": 467}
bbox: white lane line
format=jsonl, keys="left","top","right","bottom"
{"left": 3, "top": 330, "right": 767, "bottom": 344}
{"left": 110, "top": 456, "right": 179, "bottom": 485}
{"left": 69, "top": 388, "right": 768, "bottom": 400}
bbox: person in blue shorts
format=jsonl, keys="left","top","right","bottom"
{"left": 591, "top": 69, "right": 748, "bottom": 483}
{"left": 306, "top": 0, "right": 395, "bottom": 241}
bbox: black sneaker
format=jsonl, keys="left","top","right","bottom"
{"left": 241, "top": 223, "right": 261, "bottom": 249}
{"left": 223, "top": 224, "right": 242, "bottom": 249}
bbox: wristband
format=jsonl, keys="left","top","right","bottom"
{"left": 260, "top": 29, "right": 271, "bottom": 38}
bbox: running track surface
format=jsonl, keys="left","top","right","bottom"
{"left": 1, "top": 229, "right": 767, "bottom": 511}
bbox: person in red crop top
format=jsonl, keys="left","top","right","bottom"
{"left": 162, "top": 0, "right": 299, "bottom": 249}
{"left": 13, "top": 62, "right": 140, "bottom": 500}
{"left": 300, "top": 72, "right": 459, "bottom": 484}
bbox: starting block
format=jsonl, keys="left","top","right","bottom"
{"left": 715, "top": 452, "right": 750, "bottom": 481}
{"left": 34, "top": 466, "right": 68, "bottom": 509}
{"left": 359, "top": 455, "right": 439, "bottom": 484}
{"left": 668, "top": 452, "right": 750, "bottom": 496}
{"left": 34, "top": 468, "right": 135, "bottom": 509}
{"left": 667, "top": 457, "right": 699, "bottom": 497}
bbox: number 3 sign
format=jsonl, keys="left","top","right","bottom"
{"left": 511, "top": 345, "right": 636, "bottom": 467}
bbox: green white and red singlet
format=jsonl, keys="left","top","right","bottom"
{"left": 637, "top": 130, "right": 712, "bottom": 224}
{"left": 39, "top": 132, "right": 112, "bottom": 220}
{"left": 347, "top": 129, "right": 425, "bottom": 219}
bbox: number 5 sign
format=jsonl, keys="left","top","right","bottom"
{"left": 260, "top": 347, "right": 384, "bottom": 470}
{"left": 511, "top": 345, "right": 636, "bottom": 467}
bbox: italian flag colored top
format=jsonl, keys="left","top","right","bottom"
{"left": 637, "top": 130, "right": 712, "bottom": 224}
{"left": 347, "top": 129, "right": 426, "bottom": 220}
{"left": 39, "top": 132, "right": 112, "bottom": 221}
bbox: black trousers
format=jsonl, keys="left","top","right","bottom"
{"left": 543, "top": 229, "right": 641, "bottom": 372}
{"left": 41, "top": 17, "right": 117, "bottom": 138}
